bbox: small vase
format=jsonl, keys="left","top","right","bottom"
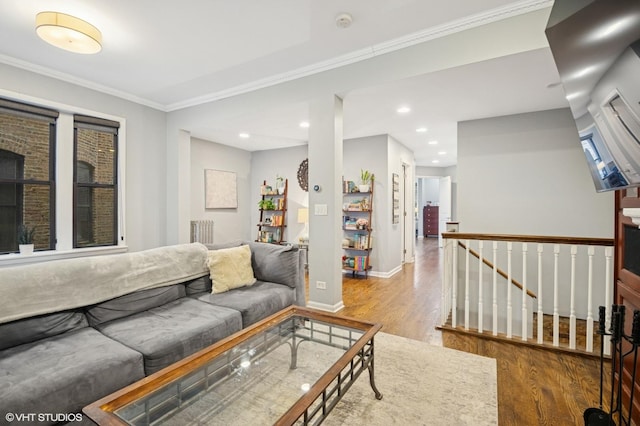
{"left": 19, "top": 244, "right": 34, "bottom": 255}
{"left": 358, "top": 184, "right": 370, "bottom": 192}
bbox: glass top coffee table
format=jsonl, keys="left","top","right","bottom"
{"left": 84, "top": 306, "right": 383, "bottom": 425}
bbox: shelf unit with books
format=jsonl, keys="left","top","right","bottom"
{"left": 341, "top": 174, "right": 374, "bottom": 278}
{"left": 256, "top": 179, "right": 288, "bottom": 244}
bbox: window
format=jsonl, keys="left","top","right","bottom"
{"left": 0, "top": 99, "right": 57, "bottom": 254}
{"left": 609, "top": 94, "right": 640, "bottom": 145}
{"left": 73, "top": 115, "right": 119, "bottom": 248}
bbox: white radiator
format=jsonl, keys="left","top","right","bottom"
{"left": 190, "top": 220, "right": 214, "bottom": 244}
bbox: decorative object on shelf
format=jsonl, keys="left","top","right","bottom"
{"left": 297, "top": 159, "right": 308, "bottom": 192}
{"left": 342, "top": 174, "right": 374, "bottom": 278}
{"left": 256, "top": 179, "right": 288, "bottom": 244}
{"left": 276, "top": 175, "right": 285, "bottom": 194}
{"left": 392, "top": 172, "right": 400, "bottom": 224}
{"left": 258, "top": 199, "right": 275, "bottom": 210}
{"left": 359, "top": 169, "right": 372, "bottom": 193}
{"left": 18, "top": 224, "right": 36, "bottom": 255}
{"left": 205, "top": 169, "right": 238, "bottom": 209}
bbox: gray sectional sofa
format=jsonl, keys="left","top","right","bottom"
{"left": 0, "top": 241, "right": 304, "bottom": 425}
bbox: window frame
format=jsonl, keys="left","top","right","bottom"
{"left": 0, "top": 91, "right": 127, "bottom": 266}
{"left": 73, "top": 115, "right": 120, "bottom": 249}
{"left": 0, "top": 99, "right": 58, "bottom": 253}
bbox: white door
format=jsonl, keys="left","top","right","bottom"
{"left": 438, "top": 176, "right": 452, "bottom": 248}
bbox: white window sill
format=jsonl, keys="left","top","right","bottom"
{"left": 0, "top": 245, "right": 129, "bottom": 268}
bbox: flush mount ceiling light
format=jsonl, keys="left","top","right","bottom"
{"left": 36, "top": 12, "right": 102, "bottom": 54}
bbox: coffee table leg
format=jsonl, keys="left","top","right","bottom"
{"left": 368, "top": 342, "right": 383, "bottom": 400}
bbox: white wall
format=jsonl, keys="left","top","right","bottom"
{"left": 388, "top": 136, "right": 416, "bottom": 266}
{"left": 458, "top": 108, "right": 614, "bottom": 238}
{"left": 0, "top": 63, "right": 168, "bottom": 252}
{"left": 190, "top": 137, "right": 252, "bottom": 243}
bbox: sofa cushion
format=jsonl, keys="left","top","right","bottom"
{"left": 0, "top": 310, "right": 88, "bottom": 351}
{"left": 184, "top": 275, "right": 212, "bottom": 295}
{"left": 85, "top": 284, "right": 185, "bottom": 327}
{"left": 207, "top": 244, "right": 256, "bottom": 294}
{"left": 95, "top": 298, "right": 242, "bottom": 375}
{"left": 195, "top": 281, "right": 294, "bottom": 327}
{"left": 248, "top": 242, "right": 300, "bottom": 289}
{"left": 0, "top": 328, "right": 144, "bottom": 425}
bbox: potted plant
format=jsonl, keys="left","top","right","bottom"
{"left": 258, "top": 199, "right": 275, "bottom": 210}
{"left": 18, "top": 224, "right": 36, "bottom": 255}
{"left": 359, "top": 169, "right": 372, "bottom": 192}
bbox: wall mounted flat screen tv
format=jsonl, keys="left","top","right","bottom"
{"left": 546, "top": 0, "right": 640, "bottom": 192}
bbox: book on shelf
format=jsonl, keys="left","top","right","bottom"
{"left": 342, "top": 255, "right": 369, "bottom": 270}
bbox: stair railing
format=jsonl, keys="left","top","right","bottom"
{"left": 441, "top": 232, "right": 614, "bottom": 355}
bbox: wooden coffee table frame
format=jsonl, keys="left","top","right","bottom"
{"left": 84, "top": 306, "right": 383, "bottom": 425}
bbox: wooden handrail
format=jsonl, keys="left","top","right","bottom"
{"left": 458, "top": 241, "right": 537, "bottom": 299}
{"left": 442, "top": 232, "right": 613, "bottom": 247}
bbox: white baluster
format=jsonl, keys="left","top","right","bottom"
{"left": 522, "top": 243, "right": 528, "bottom": 341}
{"left": 604, "top": 246, "right": 613, "bottom": 356}
{"left": 586, "top": 246, "right": 595, "bottom": 353}
{"left": 570, "top": 245, "right": 577, "bottom": 350}
{"left": 465, "top": 240, "right": 470, "bottom": 331}
{"left": 537, "top": 244, "right": 544, "bottom": 344}
{"left": 507, "top": 242, "right": 513, "bottom": 339}
{"left": 441, "top": 238, "right": 450, "bottom": 325}
{"left": 492, "top": 241, "right": 498, "bottom": 336}
{"left": 553, "top": 245, "right": 560, "bottom": 347}
{"left": 452, "top": 239, "right": 458, "bottom": 328}
{"left": 478, "top": 241, "right": 484, "bottom": 333}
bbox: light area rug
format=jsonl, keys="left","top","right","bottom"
{"left": 324, "top": 332, "right": 497, "bottom": 426}
{"left": 150, "top": 332, "right": 497, "bottom": 425}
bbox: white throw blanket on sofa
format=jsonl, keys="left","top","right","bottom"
{"left": 0, "top": 243, "right": 210, "bottom": 325}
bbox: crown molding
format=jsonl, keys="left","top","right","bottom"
{"left": 0, "top": 53, "right": 167, "bottom": 111}
{"left": 0, "top": 0, "right": 553, "bottom": 113}
{"left": 166, "top": 0, "right": 553, "bottom": 111}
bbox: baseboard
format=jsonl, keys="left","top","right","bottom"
{"left": 306, "top": 300, "right": 345, "bottom": 313}
{"left": 368, "top": 265, "right": 402, "bottom": 278}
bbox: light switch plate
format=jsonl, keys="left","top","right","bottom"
{"left": 314, "top": 204, "right": 328, "bottom": 215}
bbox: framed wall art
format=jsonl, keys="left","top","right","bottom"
{"left": 392, "top": 173, "right": 400, "bottom": 224}
{"left": 205, "top": 169, "right": 237, "bottom": 209}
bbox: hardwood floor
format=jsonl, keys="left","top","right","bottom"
{"left": 334, "top": 237, "right": 612, "bottom": 426}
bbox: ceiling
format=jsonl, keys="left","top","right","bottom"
{"left": 0, "top": 0, "right": 571, "bottom": 168}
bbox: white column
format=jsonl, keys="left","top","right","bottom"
{"left": 307, "top": 94, "right": 344, "bottom": 312}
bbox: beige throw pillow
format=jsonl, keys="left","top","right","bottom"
{"left": 207, "top": 245, "right": 257, "bottom": 294}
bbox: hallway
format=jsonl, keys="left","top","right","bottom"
{"left": 339, "top": 236, "right": 443, "bottom": 346}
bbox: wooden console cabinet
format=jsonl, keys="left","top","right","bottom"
{"left": 423, "top": 205, "right": 439, "bottom": 237}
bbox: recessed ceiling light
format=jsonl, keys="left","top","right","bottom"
{"left": 299, "top": 121, "right": 310, "bottom": 128}
{"left": 396, "top": 106, "right": 411, "bottom": 114}
{"left": 416, "top": 127, "right": 428, "bottom": 133}
{"left": 438, "top": 151, "right": 446, "bottom": 155}
{"left": 428, "top": 140, "right": 438, "bottom": 145}
{"left": 432, "top": 160, "right": 440, "bottom": 164}
{"left": 238, "top": 132, "right": 250, "bottom": 138}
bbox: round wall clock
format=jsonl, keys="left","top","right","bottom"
{"left": 297, "top": 158, "right": 308, "bottom": 192}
